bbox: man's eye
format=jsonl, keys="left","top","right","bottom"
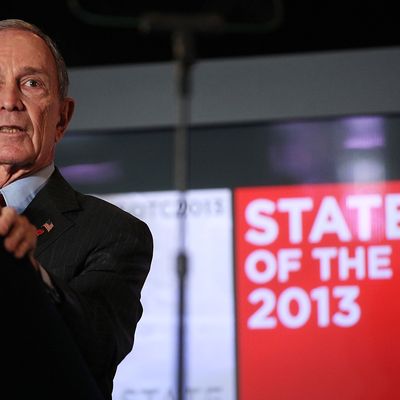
{"left": 25, "top": 79, "right": 40, "bottom": 87}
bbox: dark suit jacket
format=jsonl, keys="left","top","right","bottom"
{"left": 23, "top": 168, "right": 153, "bottom": 399}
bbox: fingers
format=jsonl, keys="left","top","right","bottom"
{"left": 0, "top": 207, "right": 37, "bottom": 259}
{"left": 0, "top": 206, "right": 16, "bottom": 236}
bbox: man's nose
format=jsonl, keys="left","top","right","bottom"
{"left": 0, "top": 84, "right": 24, "bottom": 111}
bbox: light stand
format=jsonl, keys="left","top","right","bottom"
{"left": 139, "top": 16, "right": 224, "bottom": 400}
{"left": 138, "top": 14, "right": 224, "bottom": 400}
{"left": 172, "top": 29, "right": 193, "bottom": 400}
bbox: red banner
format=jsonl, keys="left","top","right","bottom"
{"left": 235, "top": 182, "right": 400, "bottom": 400}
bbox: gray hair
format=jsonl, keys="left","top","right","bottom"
{"left": 0, "top": 19, "right": 69, "bottom": 99}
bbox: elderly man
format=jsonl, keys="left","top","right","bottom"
{"left": 0, "top": 19, "right": 153, "bottom": 400}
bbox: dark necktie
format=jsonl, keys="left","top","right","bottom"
{"left": 0, "top": 193, "right": 6, "bottom": 208}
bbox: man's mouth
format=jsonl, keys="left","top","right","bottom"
{"left": 0, "top": 126, "right": 25, "bottom": 133}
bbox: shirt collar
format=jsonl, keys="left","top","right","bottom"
{"left": 0, "top": 163, "right": 55, "bottom": 214}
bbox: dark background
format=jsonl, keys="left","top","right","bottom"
{"left": 0, "top": 0, "right": 399, "bottom": 68}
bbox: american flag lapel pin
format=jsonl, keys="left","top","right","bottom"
{"left": 37, "top": 219, "right": 54, "bottom": 237}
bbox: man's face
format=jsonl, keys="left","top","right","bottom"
{"left": 0, "top": 29, "right": 73, "bottom": 175}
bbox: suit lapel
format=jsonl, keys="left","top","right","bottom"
{"left": 23, "top": 168, "right": 81, "bottom": 256}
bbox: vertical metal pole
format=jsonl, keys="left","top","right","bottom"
{"left": 173, "top": 30, "right": 193, "bottom": 400}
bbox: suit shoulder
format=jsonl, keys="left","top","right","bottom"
{"left": 75, "top": 192, "right": 151, "bottom": 235}
{"left": 76, "top": 192, "right": 127, "bottom": 214}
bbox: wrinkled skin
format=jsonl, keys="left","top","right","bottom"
{"left": 0, "top": 28, "right": 74, "bottom": 263}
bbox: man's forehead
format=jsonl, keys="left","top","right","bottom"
{"left": 0, "top": 29, "right": 56, "bottom": 74}
{"left": 0, "top": 29, "right": 52, "bottom": 58}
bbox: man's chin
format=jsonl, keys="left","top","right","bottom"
{"left": 0, "top": 144, "right": 33, "bottom": 162}
{"left": 0, "top": 154, "right": 35, "bottom": 171}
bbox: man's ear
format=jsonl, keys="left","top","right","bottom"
{"left": 56, "top": 97, "right": 75, "bottom": 143}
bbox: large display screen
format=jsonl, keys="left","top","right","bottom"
{"left": 235, "top": 182, "right": 400, "bottom": 399}
{"left": 56, "top": 113, "right": 400, "bottom": 399}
